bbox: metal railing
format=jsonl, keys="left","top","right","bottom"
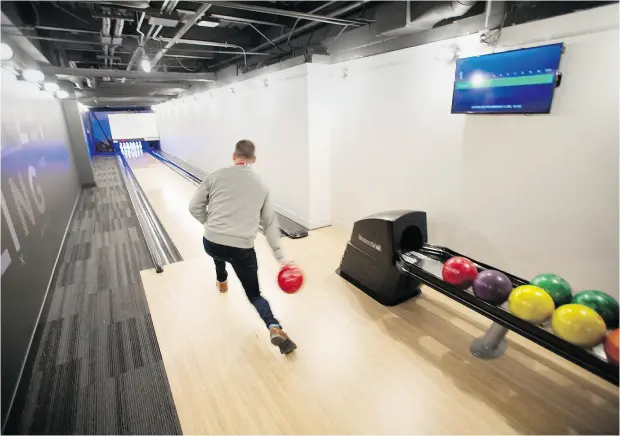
{"left": 148, "top": 150, "right": 309, "bottom": 239}
{"left": 116, "top": 153, "right": 183, "bottom": 272}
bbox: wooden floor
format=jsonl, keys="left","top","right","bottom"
{"left": 130, "top": 154, "right": 619, "bottom": 435}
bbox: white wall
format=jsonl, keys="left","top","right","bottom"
{"left": 329, "top": 5, "right": 619, "bottom": 296}
{"left": 155, "top": 63, "right": 331, "bottom": 229}
{"left": 154, "top": 4, "right": 619, "bottom": 296}
{"left": 307, "top": 63, "right": 332, "bottom": 229}
{"left": 108, "top": 112, "right": 159, "bottom": 140}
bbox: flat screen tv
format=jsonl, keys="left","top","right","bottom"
{"left": 451, "top": 43, "right": 564, "bottom": 114}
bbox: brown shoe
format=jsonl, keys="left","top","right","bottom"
{"left": 216, "top": 280, "right": 228, "bottom": 293}
{"left": 269, "top": 327, "right": 297, "bottom": 355}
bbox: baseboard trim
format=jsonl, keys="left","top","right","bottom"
{"left": 2, "top": 189, "right": 83, "bottom": 432}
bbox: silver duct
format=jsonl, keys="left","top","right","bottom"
{"left": 150, "top": 3, "right": 212, "bottom": 67}
{"left": 101, "top": 17, "right": 111, "bottom": 67}
{"left": 377, "top": 1, "right": 477, "bottom": 37}
{"left": 109, "top": 19, "right": 125, "bottom": 67}
{"left": 210, "top": 1, "right": 368, "bottom": 70}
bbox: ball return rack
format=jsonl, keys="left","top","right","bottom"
{"left": 337, "top": 210, "right": 618, "bottom": 386}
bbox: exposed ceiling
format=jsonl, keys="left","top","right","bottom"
{"left": 0, "top": 1, "right": 376, "bottom": 105}
{"left": 1, "top": 1, "right": 614, "bottom": 107}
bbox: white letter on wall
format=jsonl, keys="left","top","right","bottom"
{"left": 28, "top": 165, "right": 45, "bottom": 214}
{"left": 8, "top": 173, "right": 36, "bottom": 236}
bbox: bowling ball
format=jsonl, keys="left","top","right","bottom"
{"left": 551, "top": 304, "right": 607, "bottom": 348}
{"left": 442, "top": 257, "right": 478, "bottom": 289}
{"left": 508, "top": 285, "right": 555, "bottom": 324}
{"left": 530, "top": 273, "right": 572, "bottom": 308}
{"left": 472, "top": 270, "right": 513, "bottom": 305}
{"left": 571, "top": 290, "right": 619, "bottom": 329}
{"left": 278, "top": 264, "right": 303, "bottom": 294}
{"left": 604, "top": 329, "right": 619, "bottom": 365}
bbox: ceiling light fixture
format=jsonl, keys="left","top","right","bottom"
{"left": 0, "top": 42, "right": 14, "bottom": 61}
{"left": 197, "top": 19, "right": 219, "bottom": 28}
{"left": 43, "top": 82, "right": 60, "bottom": 93}
{"left": 22, "top": 69, "right": 44, "bottom": 83}
{"left": 56, "top": 90, "right": 69, "bottom": 99}
{"left": 140, "top": 58, "right": 151, "bottom": 73}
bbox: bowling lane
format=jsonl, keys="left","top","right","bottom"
{"left": 129, "top": 154, "right": 618, "bottom": 434}
{"left": 128, "top": 153, "right": 206, "bottom": 260}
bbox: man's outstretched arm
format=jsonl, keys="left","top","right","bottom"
{"left": 260, "top": 192, "right": 284, "bottom": 262}
{"left": 188, "top": 176, "right": 211, "bottom": 224}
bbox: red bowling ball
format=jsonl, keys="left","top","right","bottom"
{"left": 604, "top": 329, "right": 619, "bottom": 366}
{"left": 278, "top": 264, "right": 304, "bottom": 294}
{"left": 442, "top": 256, "right": 478, "bottom": 289}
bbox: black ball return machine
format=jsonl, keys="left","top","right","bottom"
{"left": 337, "top": 210, "right": 618, "bottom": 386}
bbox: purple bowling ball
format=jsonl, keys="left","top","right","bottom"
{"left": 472, "top": 270, "right": 513, "bottom": 305}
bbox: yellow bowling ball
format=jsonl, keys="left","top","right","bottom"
{"left": 551, "top": 304, "right": 607, "bottom": 348}
{"left": 508, "top": 285, "right": 555, "bottom": 324}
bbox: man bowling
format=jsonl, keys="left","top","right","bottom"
{"left": 189, "top": 139, "right": 297, "bottom": 354}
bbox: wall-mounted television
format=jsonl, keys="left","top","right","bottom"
{"left": 451, "top": 43, "right": 564, "bottom": 114}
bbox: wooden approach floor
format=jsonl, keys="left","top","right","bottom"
{"left": 130, "top": 154, "right": 619, "bottom": 435}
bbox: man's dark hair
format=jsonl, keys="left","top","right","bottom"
{"left": 235, "top": 139, "right": 255, "bottom": 158}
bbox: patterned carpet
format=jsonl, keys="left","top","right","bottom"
{"left": 12, "top": 157, "right": 182, "bottom": 434}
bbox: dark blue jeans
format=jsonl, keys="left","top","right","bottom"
{"left": 202, "top": 238, "right": 280, "bottom": 330}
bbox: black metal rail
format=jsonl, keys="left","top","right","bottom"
{"left": 396, "top": 244, "right": 618, "bottom": 385}
{"left": 149, "top": 150, "right": 309, "bottom": 239}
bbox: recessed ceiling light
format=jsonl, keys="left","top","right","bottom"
{"left": 43, "top": 82, "right": 60, "bottom": 92}
{"left": 0, "top": 42, "right": 14, "bottom": 61}
{"left": 140, "top": 58, "right": 151, "bottom": 73}
{"left": 22, "top": 69, "right": 44, "bottom": 82}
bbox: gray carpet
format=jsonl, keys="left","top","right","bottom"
{"left": 15, "top": 157, "right": 182, "bottom": 434}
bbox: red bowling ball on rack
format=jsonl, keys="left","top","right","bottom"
{"left": 442, "top": 256, "right": 478, "bottom": 289}
{"left": 278, "top": 263, "right": 304, "bottom": 294}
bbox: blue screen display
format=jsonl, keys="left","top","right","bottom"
{"left": 451, "top": 43, "right": 563, "bottom": 114}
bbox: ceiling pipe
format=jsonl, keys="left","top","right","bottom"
{"left": 41, "top": 65, "right": 215, "bottom": 81}
{"left": 109, "top": 19, "right": 125, "bottom": 67}
{"left": 210, "top": 1, "right": 368, "bottom": 70}
{"left": 206, "top": 2, "right": 363, "bottom": 27}
{"left": 164, "top": 53, "right": 214, "bottom": 60}
{"left": 484, "top": 0, "right": 493, "bottom": 30}
{"left": 2, "top": 25, "right": 140, "bottom": 38}
{"left": 101, "top": 17, "right": 111, "bottom": 67}
{"left": 287, "top": 1, "right": 337, "bottom": 46}
{"left": 128, "top": 0, "right": 179, "bottom": 70}
{"left": 209, "top": 14, "right": 287, "bottom": 28}
{"left": 136, "top": 12, "right": 146, "bottom": 41}
{"left": 156, "top": 36, "right": 247, "bottom": 66}
{"left": 150, "top": 3, "right": 213, "bottom": 67}
{"left": 2, "top": 34, "right": 102, "bottom": 45}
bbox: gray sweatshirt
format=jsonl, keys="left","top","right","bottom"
{"left": 188, "top": 164, "right": 283, "bottom": 260}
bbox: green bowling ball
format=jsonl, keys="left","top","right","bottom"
{"left": 530, "top": 274, "right": 572, "bottom": 308}
{"left": 571, "top": 290, "right": 619, "bottom": 329}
